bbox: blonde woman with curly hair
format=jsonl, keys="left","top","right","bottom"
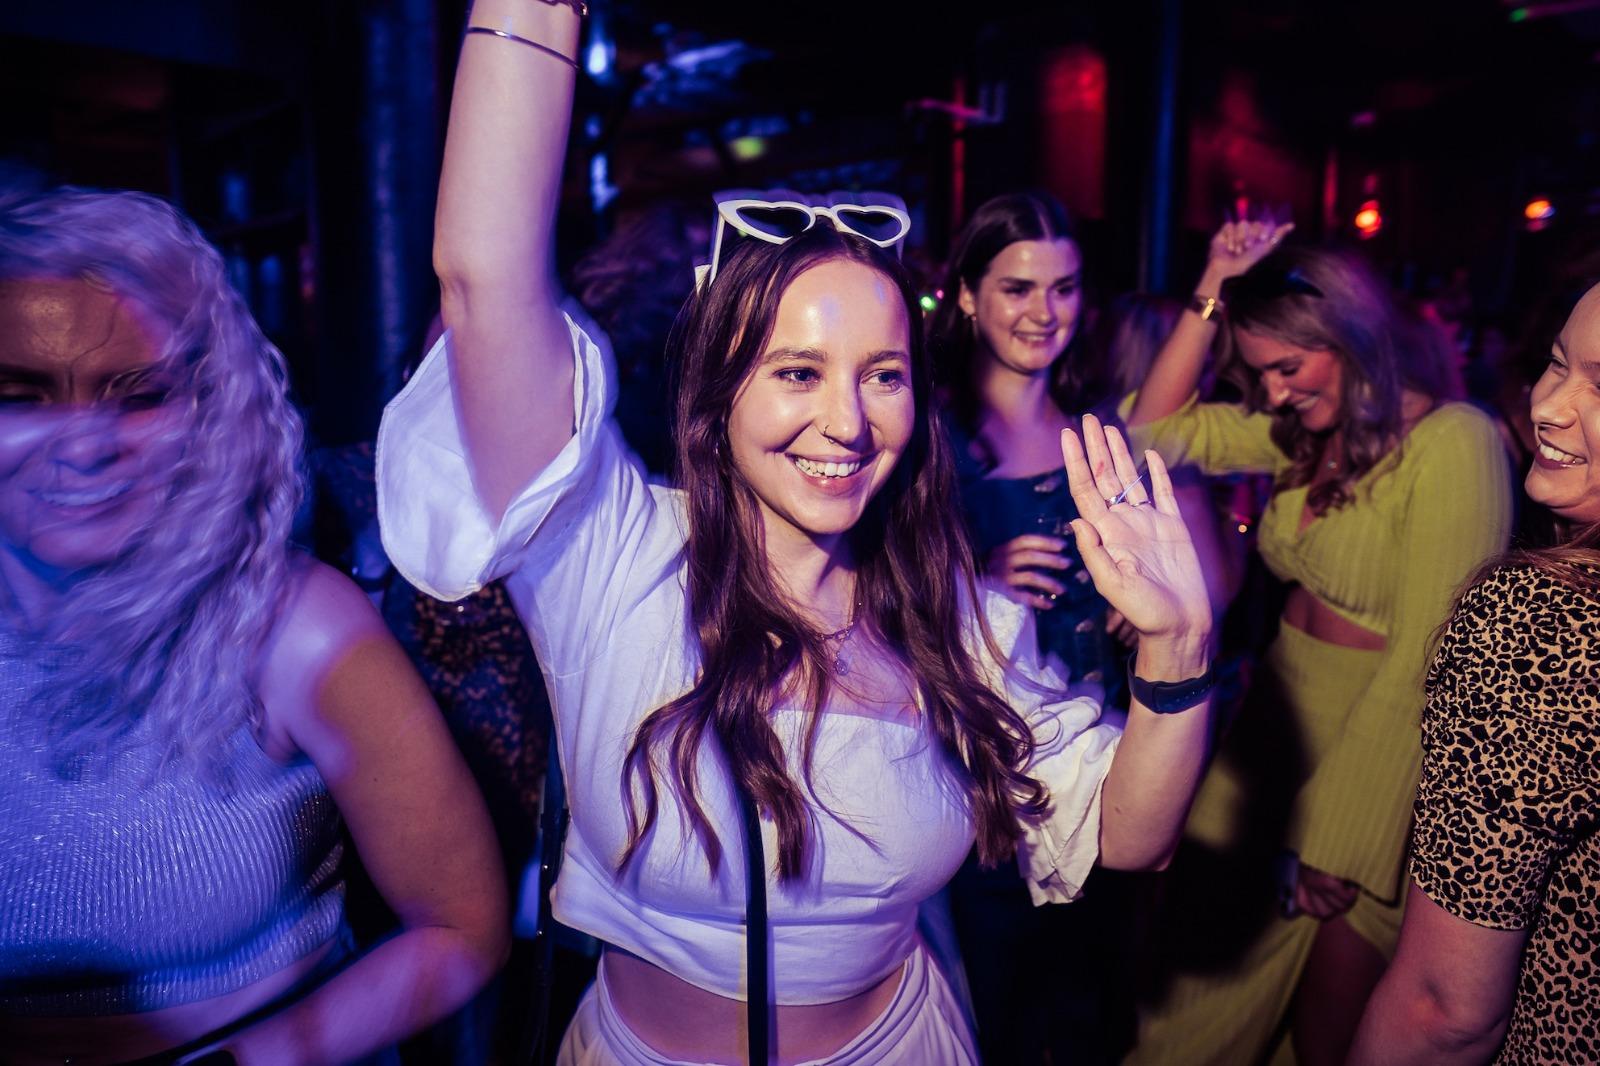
{"left": 0, "top": 187, "right": 506, "bottom": 1065}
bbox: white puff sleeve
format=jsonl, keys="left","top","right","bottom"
{"left": 376, "top": 311, "right": 680, "bottom": 675}
{"left": 977, "top": 591, "right": 1122, "bottom": 905}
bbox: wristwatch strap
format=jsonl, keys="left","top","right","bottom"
{"left": 1127, "top": 662, "right": 1215, "bottom": 714}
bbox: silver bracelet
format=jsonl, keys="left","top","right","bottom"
{"left": 464, "top": 26, "right": 579, "bottom": 68}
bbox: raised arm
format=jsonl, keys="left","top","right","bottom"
{"left": 435, "top": 0, "right": 583, "bottom": 520}
{"left": 1127, "top": 219, "right": 1292, "bottom": 426}
{"left": 1061, "top": 415, "right": 1214, "bottom": 869}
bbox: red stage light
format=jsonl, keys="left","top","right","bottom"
{"left": 1524, "top": 198, "right": 1555, "bottom": 221}
{"left": 1354, "top": 199, "right": 1382, "bottom": 238}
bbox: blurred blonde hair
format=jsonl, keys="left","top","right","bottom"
{"left": 0, "top": 187, "right": 302, "bottom": 775}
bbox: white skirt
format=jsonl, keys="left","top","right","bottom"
{"left": 555, "top": 942, "right": 977, "bottom": 1066}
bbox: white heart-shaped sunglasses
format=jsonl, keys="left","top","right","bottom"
{"left": 699, "top": 190, "right": 912, "bottom": 289}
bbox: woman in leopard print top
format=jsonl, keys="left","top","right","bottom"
{"left": 1352, "top": 282, "right": 1600, "bottom": 1064}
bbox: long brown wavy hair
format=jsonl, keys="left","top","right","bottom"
{"left": 618, "top": 225, "right": 1050, "bottom": 881}
{"left": 1219, "top": 245, "right": 1456, "bottom": 514}
{"left": 928, "top": 191, "right": 1104, "bottom": 466}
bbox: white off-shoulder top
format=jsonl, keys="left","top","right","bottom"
{"left": 375, "top": 315, "right": 1120, "bottom": 1004}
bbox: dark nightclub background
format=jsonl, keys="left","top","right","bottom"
{"left": 2, "top": 0, "right": 1596, "bottom": 444}
{"left": 4, "top": 4, "right": 1600, "bottom": 1064}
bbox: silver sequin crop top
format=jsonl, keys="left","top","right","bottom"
{"left": 0, "top": 641, "right": 346, "bottom": 1016}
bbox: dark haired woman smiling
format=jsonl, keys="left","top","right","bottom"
{"left": 928, "top": 192, "right": 1122, "bottom": 694}
{"left": 928, "top": 193, "right": 1237, "bottom": 1064}
{"left": 378, "top": 2, "right": 1218, "bottom": 1061}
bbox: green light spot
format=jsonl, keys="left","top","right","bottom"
{"left": 919, "top": 295, "right": 939, "bottom": 312}
{"left": 729, "top": 136, "right": 766, "bottom": 161}
{"left": 1509, "top": 7, "right": 1529, "bottom": 21}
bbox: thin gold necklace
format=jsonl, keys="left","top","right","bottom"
{"left": 822, "top": 599, "right": 863, "bottom": 677}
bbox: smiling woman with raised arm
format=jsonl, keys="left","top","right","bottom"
{"left": 1122, "top": 228, "right": 1514, "bottom": 1066}
{"left": 378, "top": 3, "right": 1217, "bottom": 1063}
{"left": 1350, "top": 281, "right": 1600, "bottom": 1066}
{"left": 0, "top": 188, "right": 507, "bottom": 1066}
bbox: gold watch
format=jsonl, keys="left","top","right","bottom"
{"left": 1187, "top": 294, "right": 1224, "bottom": 322}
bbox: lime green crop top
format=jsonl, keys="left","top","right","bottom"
{"left": 1132, "top": 398, "right": 1510, "bottom": 636}
{"left": 1128, "top": 396, "right": 1515, "bottom": 894}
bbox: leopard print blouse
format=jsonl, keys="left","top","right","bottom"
{"left": 1411, "top": 563, "right": 1600, "bottom": 1065}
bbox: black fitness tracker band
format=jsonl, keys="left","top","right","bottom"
{"left": 1128, "top": 663, "right": 1216, "bottom": 714}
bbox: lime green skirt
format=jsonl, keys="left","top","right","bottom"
{"left": 1186, "top": 622, "right": 1383, "bottom": 856}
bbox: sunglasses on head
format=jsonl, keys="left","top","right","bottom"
{"left": 1222, "top": 263, "right": 1325, "bottom": 307}
{"left": 700, "top": 189, "right": 912, "bottom": 288}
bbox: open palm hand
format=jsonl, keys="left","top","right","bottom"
{"left": 1060, "top": 414, "right": 1210, "bottom": 642}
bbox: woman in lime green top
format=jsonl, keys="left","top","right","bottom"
{"left": 1123, "top": 226, "right": 1513, "bottom": 1066}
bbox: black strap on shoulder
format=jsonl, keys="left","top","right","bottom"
{"left": 526, "top": 741, "right": 570, "bottom": 1064}
{"left": 737, "top": 782, "right": 770, "bottom": 1066}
